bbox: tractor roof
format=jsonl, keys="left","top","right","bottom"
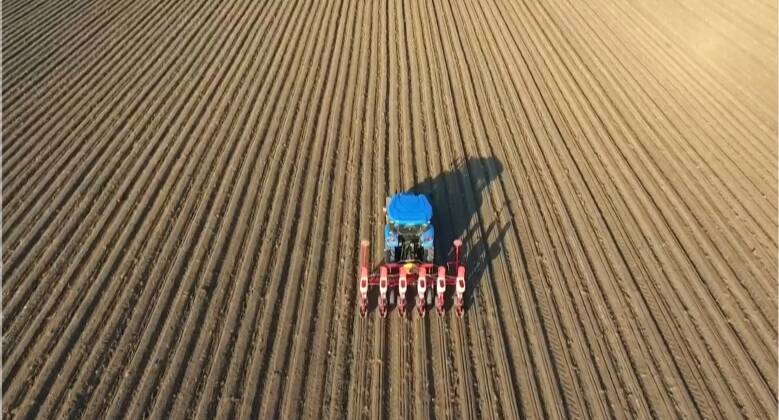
{"left": 387, "top": 193, "right": 432, "bottom": 226}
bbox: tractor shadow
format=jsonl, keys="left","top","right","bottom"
{"left": 410, "top": 156, "right": 507, "bottom": 313}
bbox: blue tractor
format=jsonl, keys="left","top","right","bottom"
{"left": 358, "top": 193, "right": 466, "bottom": 318}
{"left": 383, "top": 193, "right": 435, "bottom": 264}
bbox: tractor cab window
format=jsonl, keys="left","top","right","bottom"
{"left": 393, "top": 222, "right": 427, "bottom": 236}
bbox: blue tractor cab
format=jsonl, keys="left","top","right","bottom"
{"left": 384, "top": 193, "right": 434, "bottom": 263}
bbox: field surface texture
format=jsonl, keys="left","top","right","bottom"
{"left": 3, "top": 0, "right": 777, "bottom": 418}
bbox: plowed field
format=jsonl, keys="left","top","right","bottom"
{"left": 3, "top": 0, "right": 777, "bottom": 418}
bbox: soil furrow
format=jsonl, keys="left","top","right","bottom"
{"left": 5, "top": 0, "right": 775, "bottom": 418}
{"left": 2, "top": 0, "right": 177, "bottom": 185}
{"left": 1, "top": 0, "right": 219, "bottom": 384}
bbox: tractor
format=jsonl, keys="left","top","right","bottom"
{"left": 358, "top": 193, "right": 466, "bottom": 318}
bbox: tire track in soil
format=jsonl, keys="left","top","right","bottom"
{"left": 387, "top": 0, "right": 408, "bottom": 418}
{"left": 415, "top": 2, "right": 461, "bottom": 419}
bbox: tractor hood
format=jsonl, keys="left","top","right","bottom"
{"left": 387, "top": 193, "right": 433, "bottom": 226}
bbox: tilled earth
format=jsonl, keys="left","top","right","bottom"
{"left": 2, "top": 0, "right": 777, "bottom": 418}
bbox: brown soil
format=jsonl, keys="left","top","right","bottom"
{"left": 3, "top": 0, "right": 777, "bottom": 418}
